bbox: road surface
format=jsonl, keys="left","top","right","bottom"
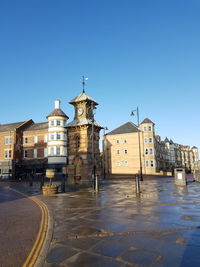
{"left": 0, "top": 182, "right": 41, "bottom": 266}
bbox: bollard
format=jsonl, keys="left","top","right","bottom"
{"left": 95, "top": 174, "right": 98, "bottom": 192}
{"left": 61, "top": 174, "right": 66, "bottom": 193}
{"left": 174, "top": 168, "right": 187, "bottom": 186}
{"left": 40, "top": 174, "right": 44, "bottom": 189}
{"left": 135, "top": 175, "right": 140, "bottom": 194}
{"left": 29, "top": 173, "right": 33, "bottom": 187}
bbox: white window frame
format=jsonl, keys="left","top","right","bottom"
{"left": 56, "top": 120, "right": 61, "bottom": 126}
{"left": 116, "top": 149, "right": 120, "bottom": 155}
{"left": 149, "top": 148, "right": 154, "bottom": 155}
{"left": 145, "top": 148, "right": 148, "bottom": 155}
{"left": 24, "top": 150, "right": 28, "bottom": 158}
{"left": 34, "top": 148, "right": 37, "bottom": 158}
{"left": 56, "top": 146, "right": 60, "bottom": 155}
{"left": 5, "top": 137, "right": 12, "bottom": 145}
{"left": 124, "top": 160, "right": 128, "bottom": 166}
{"left": 50, "top": 147, "right": 54, "bottom": 155}
{"left": 116, "top": 140, "right": 120, "bottom": 144}
{"left": 116, "top": 161, "right": 120, "bottom": 166}
{"left": 125, "top": 149, "right": 128, "bottom": 154}
{"left": 50, "top": 120, "right": 54, "bottom": 126}
{"left": 50, "top": 134, "right": 55, "bottom": 140}
{"left": 4, "top": 149, "right": 11, "bottom": 159}
{"left": 44, "top": 135, "right": 48, "bottom": 143}
{"left": 150, "top": 160, "right": 154, "bottom": 167}
{"left": 144, "top": 126, "right": 147, "bottom": 131}
{"left": 34, "top": 136, "right": 38, "bottom": 144}
{"left": 144, "top": 137, "right": 148, "bottom": 143}
{"left": 149, "top": 137, "right": 153, "bottom": 143}
{"left": 24, "top": 137, "right": 28, "bottom": 144}
{"left": 44, "top": 148, "right": 48, "bottom": 157}
{"left": 148, "top": 126, "right": 152, "bottom": 131}
{"left": 124, "top": 139, "right": 128, "bottom": 143}
{"left": 56, "top": 133, "right": 61, "bottom": 140}
{"left": 145, "top": 160, "right": 149, "bottom": 167}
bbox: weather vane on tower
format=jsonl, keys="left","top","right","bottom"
{"left": 81, "top": 76, "right": 88, "bottom": 93}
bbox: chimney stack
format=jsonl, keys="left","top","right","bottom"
{"left": 55, "top": 100, "right": 60, "bottom": 109}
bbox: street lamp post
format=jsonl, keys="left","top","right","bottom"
{"left": 91, "top": 104, "right": 97, "bottom": 190}
{"left": 131, "top": 107, "right": 143, "bottom": 181}
{"left": 103, "top": 127, "right": 108, "bottom": 179}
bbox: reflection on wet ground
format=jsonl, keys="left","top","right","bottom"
{"left": 40, "top": 178, "right": 200, "bottom": 266}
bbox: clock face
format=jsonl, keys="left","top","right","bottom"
{"left": 77, "top": 107, "right": 83, "bottom": 116}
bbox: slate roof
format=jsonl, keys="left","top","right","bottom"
{"left": 0, "top": 121, "right": 26, "bottom": 133}
{"left": 140, "top": 118, "right": 155, "bottom": 125}
{"left": 66, "top": 118, "right": 103, "bottom": 129}
{"left": 106, "top": 122, "right": 139, "bottom": 135}
{"left": 164, "top": 137, "right": 170, "bottom": 143}
{"left": 46, "top": 109, "right": 69, "bottom": 119}
{"left": 24, "top": 122, "right": 48, "bottom": 132}
{"left": 69, "top": 92, "right": 98, "bottom": 105}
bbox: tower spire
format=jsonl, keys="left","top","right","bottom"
{"left": 81, "top": 76, "right": 88, "bottom": 93}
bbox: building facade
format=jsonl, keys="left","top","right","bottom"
{"left": 0, "top": 91, "right": 103, "bottom": 185}
{"left": 103, "top": 118, "right": 199, "bottom": 176}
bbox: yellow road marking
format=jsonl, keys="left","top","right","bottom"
{"left": 27, "top": 201, "right": 48, "bottom": 266}
{"left": 8, "top": 187, "right": 48, "bottom": 267}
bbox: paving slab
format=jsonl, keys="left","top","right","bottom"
{"left": 11, "top": 177, "right": 200, "bottom": 266}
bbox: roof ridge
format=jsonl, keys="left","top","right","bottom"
{"left": 0, "top": 121, "right": 25, "bottom": 126}
{"left": 107, "top": 121, "right": 139, "bottom": 135}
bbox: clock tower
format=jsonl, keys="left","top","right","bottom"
{"left": 66, "top": 90, "right": 103, "bottom": 186}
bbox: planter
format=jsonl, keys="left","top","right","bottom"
{"left": 42, "top": 185, "right": 58, "bottom": 196}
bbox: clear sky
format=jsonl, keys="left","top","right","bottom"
{"left": 0, "top": 0, "right": 200, "bottom": 151}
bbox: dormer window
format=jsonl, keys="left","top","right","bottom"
{"left": 56, "top": 120, "right": 61, "bottom": 126}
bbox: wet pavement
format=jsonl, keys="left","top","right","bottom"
{"left": 0, "top": 182, "right": 41, "bottom": 266}
{"left": 35, "top": 177, "right": 200, "bottom": 267}
{"left": 5, "top": 177, "right": 200, "bottom": 266}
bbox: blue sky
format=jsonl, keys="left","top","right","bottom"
{"left": 0, "top": 0, "right": 200, "bottom": 150}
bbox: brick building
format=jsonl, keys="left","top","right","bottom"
{"left": 0, "top": 91, "right": 103, "bottom": 184}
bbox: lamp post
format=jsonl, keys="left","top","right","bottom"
{"left": 103, "top": 127, "right": 108, "bottom": 179}
{"left": 131, "top": 107, "right": 143, "bottom": 181}
{"left": 91, "top": 103, "right": 97, "bottom": 190}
